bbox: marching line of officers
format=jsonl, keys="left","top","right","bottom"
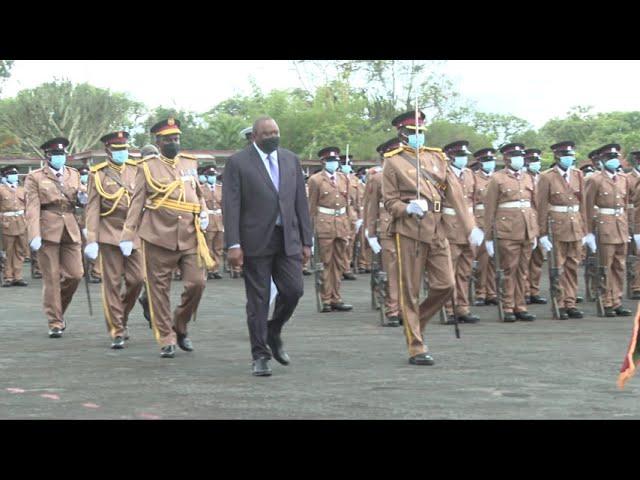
{"left": 3, "top": 112, "right": 640, "bottom": 367}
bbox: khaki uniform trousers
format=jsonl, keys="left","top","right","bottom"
{"left": 548, "top": 240, "right": 582, "bottom": 309}
{"left": 396, "top": 234, "right": 454, "bottom": 357}
{"left": 379, "top": 237, "right": 399, "bottom": 317}
{"left": 98, "top": 243, "right": 144, "bottom": 338}
{"left": 3, "top": 234, "right": 27, "bottom": 281}
{"left": 445, "top": 242, "right": 474, "bottom": 316}
{"left": 205, "top": 231, "right": 224, "bottom": 274}
{"left": 319, "top": 237, "right": 348, "bottom": 304}
{"left": 599, "top": 242, "right": 627, "bottom": 309}
{"left": 39, "top": 228, "right": 83, "bottom": 329}
{"left": 142, "top": 240, "right": 206, "bottom": 347}
{"left": 475, "top": 242, "right": 496, "bottom": 301}
{"left": 526, "top": 245, "right": 544, "bottom": 297}
{"left": 498, "top": 238, "right": 533, "bottom": 314}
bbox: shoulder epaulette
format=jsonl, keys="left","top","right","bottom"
{"left": 136, "top": 155, "right": 158, "bottom": 164}
{"left": 383, "top": 147, "right": 404, "bottom": 158}
{"left": 125, "top": 159, "right": 137, "bottom": 166}
{"left": 180, "top": 153, "right": 197, "bottom": 160}
{"left": 90, "top": 161, "right": 108, "bottom": 173}
{"left": 423, "top": 147, "right": 443, "bottom": 153}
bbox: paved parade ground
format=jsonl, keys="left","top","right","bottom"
{"left": 2, "top": 264, "right": 640, "bottom": 420}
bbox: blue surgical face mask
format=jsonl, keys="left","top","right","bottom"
{"left": 453, "top": 156, "right": 468, "bottom": 169}
{"left": 481, "top": 160, "right": 496, "bottom": 173}
{"left": 199, "top": 175, "right": 206, "bottom": 183}
{"left": 341, "top": 164, "right": 353, "bottom": 174}
{"left": 325, "top": 160, "right": 339, "bottom": 174}
{"left": 558, "top": 155, "right": 575, "bottom": 170}
{"left": 510, "top": 156, "right": 524, "bottom": 171}
{"left": 7, "top": 174, "right": 18, "bottom": 184}
{"left": 80, "top": 174, "right": 88, "bottom": 184}
{"left": 527, "top": 161, "right": 541, "bottom": 173}
{"left": 207, "top": 175, "right": 216, "bottom": 184}
{"left": 605, "top": 158, "right": 620, "bottom": 171}
{"left": 49, "top": 154, "right": 66, "bottom": 170}
{"left": 111, "top": 150, "right": 128, "bottom": 165}
{"left": 407, "top": 133, "right": 425, "bottom": 149}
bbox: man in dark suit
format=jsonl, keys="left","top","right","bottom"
{"left": 223, "top": 116, "right": 313, "bottom": 377}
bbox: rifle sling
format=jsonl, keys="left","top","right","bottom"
{"left": 398, "top": 152, "right": 447, "bottom": 196}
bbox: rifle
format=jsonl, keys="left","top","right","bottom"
{"left": 627, "top": 204, "right": 637, "bottom": 299}
{"left": 82, "top": 253, "right": 94, "bottom": 318}
{"left": 312, "top": 231, "right": 324, "bottom": 312}
{"left": 0, "top": 250, "right": 5, "bottom": 285}
{"left": 547, "top": 216, "right": 563, "bottom": 319}
{"left": 370, "top": 249, "right": 387, "bottom": 326}
{"left": 594, "top": 219, "right": 607, "bottom": 317}
{"left": 469, "top": 259, "right": 479, "bottom": 305}
{"left": 493, "top": 220, "right": 505, "bottom": 322}
{"left": 584, "top": 248, "right": 597, "bottom": 302}
{"left": 353, "top": 236, "right": 361, "bottom": 274}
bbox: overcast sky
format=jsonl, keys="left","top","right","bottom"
{"left": 3, "top": 60, "right": 640, "bottom": 129}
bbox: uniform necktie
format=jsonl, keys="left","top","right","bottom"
{"left": 330, "top": 175, "right": 336, "bottom": 186}
{"left": 613, "top": 175, "right": 617, "bottom": 183}
{"left": 563, "top": 172, "right": 568, "bottom": 183}
{"left": 267, "top": 153, "right": 279, "bottom": 192}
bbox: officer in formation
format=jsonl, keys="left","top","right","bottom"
{"left": 25, "top": 138, "right": 87, "bottom": 338}
{"left": 627, "top": 150, "right": 640, "bottom": 299}
{"left": 340, "top": 153, "right": 364, "bottom": 281}
{"left": 523, "top": 149, "right": 547, "bottom": 305}
{"left": 0, "top": 166, "right": 28, "bottom": 287}
{"left": 77, "top": 165, "right": 101, "bottom": 283}
{"left": 121, "top": 118, "right": 214, "bottom": 357}
{"left": 199, "top": 163, "right": 225, "bottom": 280}
{"left": 364, "top": 138, "right": 402, "bottom": 326}
{"left": 382, "top": 110, "right": 484, "bottom": 365}
{"left": 84, "top": 131, "right": 144, "bottom": 349}
{"left": 307, "top": 147, "right": 353, "bottom": 312}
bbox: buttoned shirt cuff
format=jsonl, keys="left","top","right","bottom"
{"left": 228, "top": 244, "right": 241, "bottom": 249}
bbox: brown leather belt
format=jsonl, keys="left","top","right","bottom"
{"left": 42, "top": 204, "right": 75, "bottom": 213}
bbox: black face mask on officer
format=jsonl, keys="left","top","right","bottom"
{"left": 160, "top": 140, "right": 180, "bottom": 159}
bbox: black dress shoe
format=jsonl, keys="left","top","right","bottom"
{"left": 252, "top": 357, "right": 272, "bottom": 376}
{"left": 441, "top": 315, "right": 456, "bottom": 325}
{"left": 331, "top": 302, "right": 353, "bottom": 311}
{"left": 343, "top": 272, "right": 357, "bottom": 280}
{"left": 529, "top": 295, "right": 548, "bottom": 304}
{"left": 604, "top": 307, "right": 617, "bottom": 317}
{"left": 89, "top": 276, "right": 102, "bottom": 284}
{"left": 557, "top": 308, "right": 569, "bottom": 320}
{"left": 213, "top": 272, "right": 223, "bottom": 279}
{"left": 12, "top": 279, "right": 28, "bottom": 286}
{"left": 457, "top": 313, "right": 479, "bottom": 324}
{"left": 138, "top": 295, "right": 151, "bottom": 328}
{"left": 267, "top": 329, "right": 290, "bottom": 365}
{"left": 566, "top": 308, "right": 584, "bottom": 319}
{"left": 515, "top": 311, "right": 536, "bottom": 321}
{"left": 321, "top": 303, "right": 332, "bottom": 313}
{"left": 409, "top": 353, "right": 435, "bottom": 366}
{"left": 485, "top": 298, "right": 499, "bottom": 306}
{"left": 503, "top": 313, "right": 517, "bottom": 322}
{"left": 160, "top": 345, "right": 176, "bottom": 358}
{"left": 302, "top": 269, "right": 312, "bottom": 276}
{"left": 111, "top": 336, "right": 125, "bottom": 349}
{"left": 177, "top": 334, "right": 194, "bottom": 352}
{"left": 48, "top": 327, "right": 63, "bottom": 338}
{"left": 474, "top": 298, "right": 486, "bottom": 307}
{"left": 384, "top": 316, "right": 400, "bottom": 327}
{"left": 615, "top": 306, "right": 633, "bottom": 316}
{"left": 576, "top": 296, "right": 585, "bottom": 303}
{"left": 631, "top": 291, "right": 640, "bottom": 300}
{"left": 2, "top": 280, "right": 12, "bottom": 287}
{"left": 33, "top": 272, "right": 43, "bottom": 279}
{"left": 398, "top": 316, "right": 404, "bottom": 326}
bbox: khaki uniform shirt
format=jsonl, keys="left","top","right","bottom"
{"left": 201, "top": 182, "right": 224, "bottom": 233}
{"left": 473, "top": 170, "right": 492, "bottom": 230}
{"left": 536, "top": 166, "right": 586, "bottom": 241}
{"left": 442, "top": 165, "right": 476, "bottom": 244}
{"left": 585, "top": 170, "right": 629, "bottom": 244}
{"left": 0, "top": 184, "right": 27, "bottom": 236}
{"left": 364, "top": 168, "right": 393, "bottom": 239}
{"left": 308, "top": 170, "right": 352, "bottom": 240}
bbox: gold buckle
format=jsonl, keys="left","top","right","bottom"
{"left": 433, "top": 200, "right": 441, "bottom": 213}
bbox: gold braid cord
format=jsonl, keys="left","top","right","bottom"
{"left": 141, "top": 162, "right": 215, "bottom": 270}
{"left": 94, "top": 165, "right": 131, "bottom": 217}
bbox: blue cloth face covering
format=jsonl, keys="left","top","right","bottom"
{"left": 510, "top": 156, "right": 524, "bottom": 170}
{"left": 527, "top": 161, "right": 541, "bottom": 173}
{"left": 49, "top": 154, "right": 66, "bottom": 170}
{"left": 207, "top": 175, "right": 216, "bottom": 184}
{"left": 453, "top": 156, "right": 468, "bottom": 169}
{"left": 325, "top": 160, "right": 339, "bottom": 174}
{"left": 111, "top": 150, "right": 128, "bottom": 165}
{"left": 482, "top": 160, "right": 495, "bottom": 173}
{"left": 7, "top": 174, "right": 18, "bottom": 184}
{"left": 559, "top": 156, "right": 575, "bottom": 170}
{"left": 407, "top": 133, "right": 425, "bottom": 149}
{"left": 80, "top": 174, "right": 88, "bottom": 184}
{"left": 605, "top": 158, "right": 620, "bottom": 171}
{"left": 341, "top": 164, "right": 353, "bottom": 174}
{"left": 199, "top": 175, "right": 206, "bottom": 183}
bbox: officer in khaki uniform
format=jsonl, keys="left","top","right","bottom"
{"left": 84, "top": 131, "right": 144, "bottom": 349}
{"left": 77, "top": 165, "right": 101, "bottom": 284}
{"left": 536, "top": 141, "right": 588, "bottom": 319}
{"left": 484, "top": 143, "right": 538, "bottom": 322}
{"left": 356, "top": 167, "right": 373, "bottom": 274}
{"left": 307, "top": 147, "right": 353, "bottom": 312}
{"left": 364, "top": 138, "right": 402, "bottom": 327}
{"left": 25, "top": 137, "right": 87, "bottom": 337}
{"left": 627, "top": 151, "right": 640, "bottom": 299}
{"left": 302, "top": 172, "right": 313, "bottom": 276}
{"left": 471, "top": 148, "right": 498, "bottom": 306}
{"left": 121, "top": 118, "right": 214, "bottom": 357}
{"left": 383, "top": 111, "right": 483, "bottom": 365}
{"left": 584, "top": 143, "right": 633, "bottom": 316}
{"left": 0, "top": 166, "right": 28, "bottom": 287}
{"left": 440, "top": 140, "right": 480, "bottom": 324}
{"left": 340, "top": 154, "right": 362, "bottom": 280}
{"left": 200, "top": 164, "right": 224, "bottom": 280}
{"left": 523, "top": 149, "right": 547, "bottom": 305}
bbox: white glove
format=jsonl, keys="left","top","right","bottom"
{"left": 77, "top": 191, "right": 88, "bottom": 205}
{"left": 468, "top": 227, "right": 484, "bottom": 247}
{"left": 84, "top": 242, "right": 99, "bottom": 260}
{"left": 584, "top": 233, "right": 597, "bottom": 253}
{"left": 0, "top": 250, "right": 5, "bottom": 259}
{"left": 406, "top": 199, "right": 429, "bottom": 217}
{"left": 367, "top": 236, "right": 382, "bottom": 254}
{"left": 364, "top": 228, "right": 369, "bottom": 238}
{"left": 30, "top": 236, "right": 42, "bottom": 251}
{"left": 539, "top": 236, "right": 553, "bottom": 252}
{"left": 634, "top": 234, "right": 640, "bottom": 251}
{"left": 82, "top": 228, "right": 88, "bottom": 239}
{"left": 485, "top": 240, "right": 495, "bottom": 257}
{"left": 119, "top": 240, "right": 133, "bottom": 257}
{"left": 532, "top": 237, "right": 538, "bottom": 251}
{"left": 199, "top": 211, "right": 209, "bottom": 231}
{"left": 355, "top": 219, "right": 363, "bottom": 234}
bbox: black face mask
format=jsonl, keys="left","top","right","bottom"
{"left": 161, "top": 142, "right": 180, "bottom": 159}
{"left": 258, "top": 136, "right": 280, "bottom": 154}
